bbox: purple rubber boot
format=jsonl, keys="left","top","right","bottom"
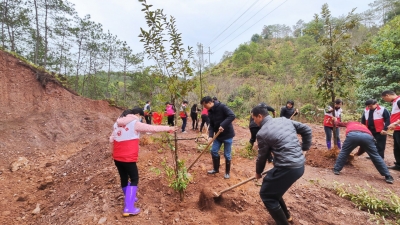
{"left": 122, "top": 182, "right": 138, "bottom": 202}
{"left": 337, "top": 140, "right": 341, "bottom": 149}
{"left": 122, "top": 186, "right": 140, "bottom": 216}
{"left": 326, "top": 141, "right": 332, "bottom": 150}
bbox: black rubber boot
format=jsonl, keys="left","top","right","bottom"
{"left": 279, "top": 198, "right": 292, "bottom": 222}
{"left": 207, "top": 156, "right": 220, "bottom": 174}
{"left": 267, "top": 205, "right": 289, "bottom": 225}
{"left": 224, "top": 160, "right": 231, "bottom": 179}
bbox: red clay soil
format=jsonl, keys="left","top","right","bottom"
{"left": 1, "top": 50, "right": 400, "bottom": 225}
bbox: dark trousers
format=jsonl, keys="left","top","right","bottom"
{"left": 260, "top": 166, "right": 304, "bottom": 209}
{"left": 372, "top": 132, "right": 387, "bottom": 158}
{"left": 144, "top": 115, "right": 151, "bottom": 124}
{"left": 181, "top": 117, "right": 187, "bottom": 132}
{"left": 114, "top": 160, "right": 139, "bottom": 187}
{"left": 200, "top": 115, "right": 210, "bottom": 132}
{"left": 249, "top": 127, "right": 260, "bottom": 144}
{"left": 393, "top": 131, "right": 400, "bottom": 167}
{"left": 191, "top": 114, "right": 198, "bottom": 129}
{"left": 167, "top": 115, "right": 174, "bottom": 126}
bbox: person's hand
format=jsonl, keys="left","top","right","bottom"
{"left": 218, "top": 126, "right": 224, "bottom": 132}
{"left": 332, "top": 117, "right": 337, "bottom": 122}
{"left": 380, "top": 130, "right": 388, "bottom": 135}
{"left": 388, "top": 124, "right": 397, "bottom": 130}
{"left": 295, "top": 109, "right": 299, "bottom": 113}
{"left": 255, "top": 173, "right": 262, "bottom": 179}
{"left": 168, "top": 126, "right": 179, "bottom": 133}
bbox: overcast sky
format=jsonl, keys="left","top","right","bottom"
{"left": 67, "top": 0, "right": 372, "bottom": 65}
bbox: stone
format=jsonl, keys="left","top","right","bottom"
{"left": 98, "top": 217, "right": 107, "bottom": 224}
{"left": 10, "top": 157, "right": 29, "bottom": 172}
{"left": 32, "top": 204, "right": 40, "bottom": 215}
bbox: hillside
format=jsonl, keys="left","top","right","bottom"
{"left": 0, "top": 50, "right": 399, "bottom": 224}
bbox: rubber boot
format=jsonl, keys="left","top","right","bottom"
{"left": 207, "top": 156, "right": 220, "bottom": 174}
{"left": 224, "top": 160, "right": 231, "bottom": 179}
{"left": 267, "top": 205, "right": 289, "bottom": 225}
{"left": 122, "top": 186, "right": 140, "bottom": 216}
{"left": 122, "top": 182, "right": 138, "bottom": 202}
{"left": 337, "top": 140, "right": 341, "bottom": 149}
{"left": 279, "top": 198, "right": 292, "bottom": 222}
{"left": 326, "top": 141, "right": 331, "bottom": 150}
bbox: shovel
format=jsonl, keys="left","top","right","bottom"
{"left": 213, "top": 168, "right": 271, "bottom": 197}
{"left": 187, "top": 130, "right": 222, "bottom": 171}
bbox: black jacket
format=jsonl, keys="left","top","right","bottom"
{"left": 256, "top": 116, "right": 312, "bottom": 174}
{"left": 280, "top": 106, "right": 297, "bottom": 119}
{"left": 249, "top": 105, "right": 276, "bottom": 128}
{"left": 208, "top": 102, "right": 236, "bottom": 140}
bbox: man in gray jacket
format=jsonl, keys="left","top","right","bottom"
{"left": 252, "top": 104, "right": 312, "bottom": 225}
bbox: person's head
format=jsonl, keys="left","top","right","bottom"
{"left": 251, "top": 103, "right": 270, "bottom": 126}
{"left": 131, "top": 107, "right": 145, "bottom": 117}
{"left": 146, "top": 101, "right": 151, "bottom": 104}
{"left": 120, "top": 109, "right": 133, "bottom": 118}
{"left": 166, "top": 102, "right": 171, "bottom": 106}
{"left": 212, "top": 96, "right": 218, "bottom": 102}
{"left": 191, "top": 103, "right": 197, "bottom": 109}
{"left": 334, "top": 99, "right": 342, "bottom": 109}
{"left": 182, "top": 100, "right": 188, "bottom": 106}
{"left": 286, "top": 100, "right": 294, "bottom": 109}
{"left": 365, "top": 99, "right": 378, "bottom": 110}
{"left": 201, "top": 96, "right": 214, "bottom": 110}
{"left": 381, "top": 90, "right": 397, "bottom": 102}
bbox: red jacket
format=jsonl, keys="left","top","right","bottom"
{"left": 336, "top": 121, "right": 372, "bottom": 136}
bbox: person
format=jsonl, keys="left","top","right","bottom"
{"left": 199, "top": 106, "right": 210, "bottom": 133}
{"left": 331, "top": 117, "right": 394, "bottom": 184}
{"left": 249, "top": 103, "right": 276, "bottom": 148}
{"left": 143, "top": 101, "right": 152, "bottom": 125}
{"left": 201, "top": 96, "right": 235, "bottom": 179}
{"left": 212, "top": 96, "right": 219, "bottom": 104}
{"left": 361, "top": 99, "right": 390, "bottom": 159}
{"left": 381, "top": 90, "right": 400, "bottom": 170}
{"left": 165, "top": 102, "right": 175, "bottom": 126}
{"left": 109, "top": 107, "right": 176, "bottom": 216}
{"left": 190, "top": 103, "right": 201, "bottom": 130}
{"left": 280, "top": 100, "right": 299, "bottom": 119}
{"left": 252, "top": 104, "right": 312, "bottom": 225}
{"left": 323, "top": 99, "right": 343, "bottom": 150}
{"left": 179, "top": 100, "right": 189, "bottom": 133}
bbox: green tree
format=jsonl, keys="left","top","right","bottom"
{"left": 309, "top": 3, "right": 360, "bottom": 147}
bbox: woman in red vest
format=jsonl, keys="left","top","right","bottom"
{"left": 323, "top": 99, "right": 343, "bottom": 150}
{"left": 331, "top": 117, "right": 393, "bottom": 184}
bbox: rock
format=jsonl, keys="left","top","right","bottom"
{"left": 45, "top": 162, "right": 52, "bottom": 167}
{"left": 298, "top": 219, "right": 309, "bottom": 225}
{"left": 102, "top": 203, "right": 109, "bottom": 212}
{"left": 98, "top": 217, "right": 107, "bottom": 224}
{"left": 32, "top": 204, "right": 40, "bottom": 215}
{"left": 10, "top": 157, "right": 29, "bottom": 172}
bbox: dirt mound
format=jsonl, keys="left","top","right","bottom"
{"left": 0, "top": 50, "right": 399, "bottom": 225}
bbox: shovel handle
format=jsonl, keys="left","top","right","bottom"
{"left": 289, "top": 109, "right": 297, "bottom": 120}
{"left": 216, "top": 168, "right": 271, "bottom": 196}
{"left": 187, "top": 130, "right": 222, "bottom": 171}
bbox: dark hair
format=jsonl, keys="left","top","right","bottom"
{"left": 120, "top": 109, "right": 133, "bottom": 118}
{"left": 201, "top": 96, "right": 213, "bottom": 104}
{"left": 212, "top": 96, "right": 218, "bottom": 101}
{"left": 191, "top": 104, "right": 198, "bottom": 109}
{"left": 286, "top": 100, "right": 294, "bottom": 106}
{"left": 146, "top": 101, "right": 150, "bottom": 104}
{"left": 165, "top": 102, "right": 170, "bottom": 105}
{"left": 183, "top": 100, "right": 188, "bottom": 104}
{"left": 334, "top": 99, "right": 343, "bottom": 104}
{"left": 251, "top": 104, "right": 269, "bottom": 117}
{"left": 381, "top": 90, "right": 396, "bottom": 96}
{"left": 131, "top": 107, "right": 144, "bottom": 116}
{"left": 365, "top": 99, "right": 377, "bottom": 106}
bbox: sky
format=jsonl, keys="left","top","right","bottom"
{"left": 67, "top": 0, "right": 373, "bottom": 65}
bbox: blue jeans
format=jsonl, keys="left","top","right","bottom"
{"left": 210, "top": 138, "right": 233, "bottom": 160}
{"left": 334, "top": 132, "right": 390, "bottom": 176}
{"left": 181, "top": 117, "right": 187, "bottom": 132}
{"left": 324, "top": 126, "right": 340, "bottom": 142}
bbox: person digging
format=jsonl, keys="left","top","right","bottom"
{"left": 201, "top": 96, "right": 236, "bottom": 179}
{"left": 252, "top": 104, "right": 312, "bottom": 225}
{"left": 331, "top": 117, "right": 394, "bottom": 184}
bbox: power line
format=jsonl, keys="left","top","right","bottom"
{"left": 213, "top": 0, "right": 289, "bottom": 54}
{"left": 211, "top": 0, "right": 274, "bottom": 50}
{"left": 205, "top": 0, "right": 262, "bottom": 48}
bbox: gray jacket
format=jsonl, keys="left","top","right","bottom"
{"left": 256, "top": 116, "right": 312, "bottom": 174}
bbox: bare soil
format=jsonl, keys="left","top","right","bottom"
{"left": 1, "top": 50, "right": 399, "bottom": 225}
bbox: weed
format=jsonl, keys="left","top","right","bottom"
{"left": 238, "top": 142, "right": 257, "bottom": 159}
{"left": 149, "top": 167, "right": 161, "bottom": 176}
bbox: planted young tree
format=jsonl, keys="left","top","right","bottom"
{"left": 138, "top": 0, "right": 195, "bottom": 201}
{"left": 309, "top": 4, "right": 359, "bottom": 148}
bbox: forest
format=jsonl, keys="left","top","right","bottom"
{"left": 1, "top": 0, "right": 400, "bottom": 120}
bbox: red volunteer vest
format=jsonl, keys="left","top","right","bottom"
{"left": 391, "top": 96, "right": 400, "bottom": 131}
{"left": 112, "top": 120, "right": 140, "bottom": 162}
{"left": 323, "top": 107, "right": 342, "bottom": 127}
{"left": 345, "top": 122, "right": 372, "bottom": 136}
{"left": 364, "top": 105, "right": 385, "bottom": 132}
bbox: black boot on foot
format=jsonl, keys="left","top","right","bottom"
{"left": 207, "top": 156, "right": 220, "bottom": 174}
{"left": 224, "top": 160, "right": 231, "bottom": 179}
{"left": 267, "top": 205, "right": 289, "bottom": 225}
